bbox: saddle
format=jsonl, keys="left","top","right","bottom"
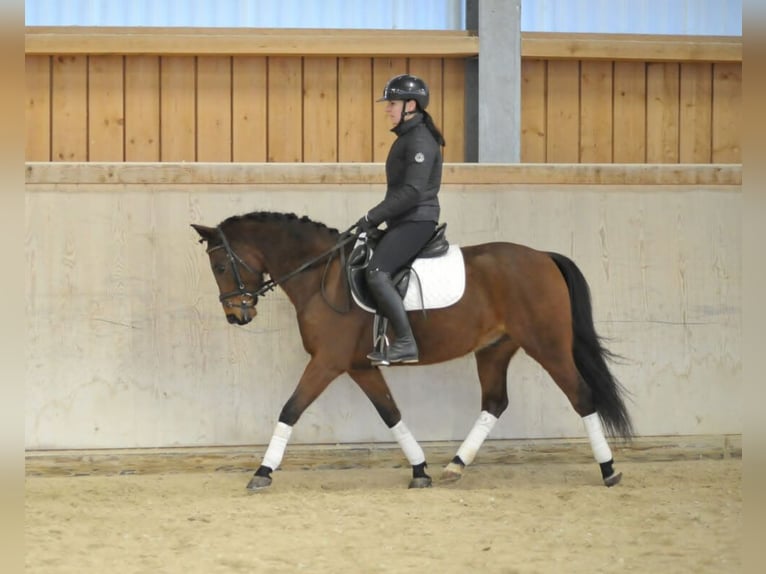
{"left": 346, "top": 223, "right": 449, "bottom": 310}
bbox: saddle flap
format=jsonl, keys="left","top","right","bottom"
{"left": 347, "top": 242, "right": 369, "bottom": 267}
{"left": 347, "top": 242, "right": 372, "bottom": 305}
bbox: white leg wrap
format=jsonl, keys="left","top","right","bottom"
{"left": 456, "top": 410, "right": 498, "bottom": 466}
{"left": 390, "top": 421, "right": 426, "bottom": 466}
{"left": 583, "top": 413, "right": 613, "bottom": 464}
{"left": 261, "top": 422, "right": 293, "bottom": 471}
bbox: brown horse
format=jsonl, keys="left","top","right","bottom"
{"left": 192, "top": 211, "right": 633, "bottom": 491}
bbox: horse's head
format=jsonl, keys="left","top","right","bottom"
{"left": 192, "top": 223, "right": 268, "bottom": 326}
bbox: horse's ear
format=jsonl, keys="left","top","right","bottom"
{"left": 191, "top": 224, "right": 216, "bottom": 244}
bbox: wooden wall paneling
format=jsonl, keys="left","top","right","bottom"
{"left": 51, "top": 55, "right": 88, "bottom": 161}
{"left": 372, "top": 58, "right": 407, "bottom": 162}
{"left": 646, "top": 63, "right": 680, "bottom": 163}
{"left": 679, "top": 63, "right": 713, "bottom": 163}
{"left": 25, "top": 55, "right": 51, "bottom": 161}
{"left": 125, "top": 56, "right": 160, "bottom": 161}
{"left": 160, "top": 56, "right": 196, "bottom": 161}
{"left": 520, "top": 59, "right": 546, "bottom": 163}
{"left": 613, "top": 61, "right": 646, "bottom": 163}
{"left": 88, "top": 55, "right": 124, "bottom": 161}
{"left": 303, "top": 57, "right": 338, "bottom": 162}
{"left": 712, "top": 63, "right": 741, "bottom": 163}
{"left": 546, "top": 60, "right": 580, "bottom": 162}
{"left": 441, "top": 58, "right": 466, "bottom": 162}
{"left": 409, "top": 57, "right": 444, "bottom": 132}
{"left": 197, "top": 56, "right": 232, "bottom": 162}
{"left": 232, "top": 56, "right": 267, "bottom": 162}
{"left": 26, "top": 31, "right": 741, "bottom": 167}
{"left": 337, "top": 57, "right": 372, "bottom": 162}
{"left": 579, "top": 60, "right": 613, "bottom": 162}
{"left": 267, "top": 57, "right": 303, "bottom": 162}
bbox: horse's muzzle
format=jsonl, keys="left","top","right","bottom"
{"left": 226, "top": 311, "right": 253, "bottom": 325}
{"left": 223, "top": 300, "right": 257, "bottom": 325}
{"left": 221, "top": 294, "right": 257, "bottom": 325}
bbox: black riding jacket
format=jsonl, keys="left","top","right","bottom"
{"left": 366, "top": 113, "right": 442, "bottom": 228}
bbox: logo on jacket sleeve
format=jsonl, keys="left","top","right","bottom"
{"left": 414, "top": 152, "right": 425, "bottom": 163}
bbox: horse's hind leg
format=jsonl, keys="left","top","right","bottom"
{"left": 348, "top": 367, "right": 432, "bottom": 489}
{"left": 525, "top": 343, "right": 622, "bottom": 487}
{"left": 442, "top": 336, "right": 519, "bottom": 483}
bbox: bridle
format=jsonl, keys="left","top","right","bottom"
{"left": 207, "top": 224, "right": 358, "bottom": 315}
{"left": 206, "top": 225, "right": 265, "bottom": 314}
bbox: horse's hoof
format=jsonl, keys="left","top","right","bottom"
{"left": 440, "top": 462, "right": 464, "bottom": 483}
{"left": 603, "top": 471, "right": 622, "bottom": 487}
{"left": 246, "top": 475, "right": 273, "bottom": 491}
{"left": 440, "top": 470, "right": 463, "bottom": 483}
{"left": 408, "top": 476, "right": 433, "bottom": 489}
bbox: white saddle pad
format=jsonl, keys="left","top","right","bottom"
{"left": 353, "top": 245, "right": 466, "bottom": 313}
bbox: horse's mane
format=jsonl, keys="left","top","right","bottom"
{"left": 220, "top": 211, "right": 340, "bottom": 236}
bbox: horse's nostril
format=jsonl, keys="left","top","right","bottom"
{"left": 226, "top": 313, "right": 252, "bottom": 326}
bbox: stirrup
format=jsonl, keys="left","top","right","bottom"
{"left": 367, "top": 349, "right": 390, "bottom": 366}
{"left": 369, "top": 315, "right": 389, "bottom": 365}
{"left": 381, "top": 339, "right": 419, "bottom": 365}
{"left": 366, "top": 348, "right": 418, "bottom": 366}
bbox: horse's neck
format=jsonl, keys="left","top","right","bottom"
{"left": 252, "top": 224, "right": 339, "bottom": 307}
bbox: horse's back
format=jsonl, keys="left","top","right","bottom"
{"left": 459, "top": 241, "right": 569, "bottom": 305}
{"left": 461, "top": 241, "right": 560, "bottom": 275}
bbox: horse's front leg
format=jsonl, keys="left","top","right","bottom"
{"left": 247, "top": 357, "right": 341, "bottom": 491}
{"left": 348, "top": 367, "right": 432, "bottom": 489}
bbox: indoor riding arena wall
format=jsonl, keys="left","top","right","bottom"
{"left": 25, "top": 163, "right": 741, "bottom": 451}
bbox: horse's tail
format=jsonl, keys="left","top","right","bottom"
{"left": 548, "top": 252, "right": 634, "bottom": 439}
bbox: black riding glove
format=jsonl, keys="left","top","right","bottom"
{"left": 355, "top": 215, "right": 377, "bottom": 234}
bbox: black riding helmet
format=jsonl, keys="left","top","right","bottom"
{"left": 377, "top": 74, "right": 430, "bottom": 111}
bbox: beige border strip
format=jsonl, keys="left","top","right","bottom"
{"left": 522, "top": 32, "right": 742, "bottom": 62}
{"left": 25, "top": 27, "right": 479, "bottom": 57}
{"left": 25, "top": 162, "right": 742, "bottom": 188}
{"left": 25, "top": 28, "right": 741, "bottom": 62}
{"left": 25, "top": 435, "right": 742, "bottom": 477}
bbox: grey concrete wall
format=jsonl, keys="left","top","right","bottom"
{"left": 26, "top": 172, "right": 741, "bottom": 449}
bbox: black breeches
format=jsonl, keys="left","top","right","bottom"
{"left": 367, "top": 221, "right": 437, "bottom": 275}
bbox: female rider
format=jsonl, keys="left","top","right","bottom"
{"left": 356, "top": 74, "right": 446, "bottom": 365}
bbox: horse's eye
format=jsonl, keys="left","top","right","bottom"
{"left": 213, "top": 264, "right": 226, "bottom": 275}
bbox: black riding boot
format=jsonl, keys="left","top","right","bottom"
{"left": 366, "top": 269, "right": 419, "bottom": 365}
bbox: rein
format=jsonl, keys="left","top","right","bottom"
{"left": 209, "top": 225, "right": 358, "bottom": 313}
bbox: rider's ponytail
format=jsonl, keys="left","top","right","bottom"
{"left": 421, "top": 109, "right": 446, "bottom": 147}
